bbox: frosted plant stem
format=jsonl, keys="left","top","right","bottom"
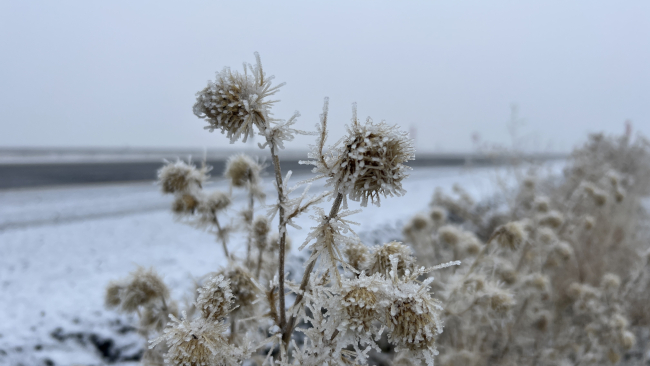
{"left": 268, "top": 144, "right": 288, "bottom": 333}
{"left": 282, "top": 192, "right": 343, "bottom": 346}
{"left": 213, "top": 215, "right": 230, "bottom": 259}
{"left": 246, "top": 191, "right": 255, "bottom": 263}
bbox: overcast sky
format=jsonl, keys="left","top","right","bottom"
{"left": 0, "top": 1, "right": 648, "bottom": 153}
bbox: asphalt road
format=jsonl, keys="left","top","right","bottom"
{"left": 0, "top": 155, "right": 530, "bottom": 189}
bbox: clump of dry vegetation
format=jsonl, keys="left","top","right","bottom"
{"left": 105, "top": 52, "right": 650, "bottom": 366}
{"left": 402, "top": 133, "right": 650, "bottom": 365}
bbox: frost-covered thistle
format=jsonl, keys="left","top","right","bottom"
{"left": 151, "top": 313, "right": 245, "bottom": 366}
{"left": 193, "top": 53, "right": 283, "bottom": 143}
{"left": 367, "top": 241, "right": 415, "bottom": 277}
{"left": 196, "top": 274, "right": 235, "bottom": 322}
{"left": 158, "top": 160, "right": 208, "bottom": 194}
{"left": 224, "top": 154, "right": 262, "bottom": 188}
{"left": 110, "top": 267, "right": 170, "bottom": 313}
{"left": 303, "top": 100, "right": 415, "bottom": 207}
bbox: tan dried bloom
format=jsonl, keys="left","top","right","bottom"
{"left": 252, "top": 216, "right": 270, "bottom": 249}
{"left": 196, "top": 274, "right": 234, "bottom": 321}
{"left": 494, "top": 259, "right": 518, "bottom": 285}
{"left": 607, "top": 348, "right": 621, "bottom": 364}
{"left": 193, "top": 53, "right": 282, "bottom": 143}
{"left": 200, "top": 191, "right": 231, "bottom": 213}
{"left": 105, "top": 282, "right": 123, "bottom": 309}
{"left": 438, "top": 225, "right": 462, "bottom": 246}
{"left": 120, "top": 268, "right": 169, "bottom": 313}
{"left": 368, "top": 241, "right": 415, "bottom": 276}
{"left": 386, "top": 291, "right": 443, "bottom": 352}
{"left": 537, "top": 227, "right": 557, "bottom": 245}
{"left": 224, "top": 154, "right": 262, "bottom": 188}
{"left": 219, "top": 266, "right": 258, "bottom": 316}
{"left": 525, "top": 273, "right": 550, "bottom": 293}
{"left": 341, "top": 279, "right": 381, "bottom": 333}
{"left": 345, "top": 241, "right": 370, "bottom": 272}
{"left": 429, "top": 206, "right": 447, "bottom": 224}
{"left": 312, "top": 103, "right": 415, "bottom": 207}
{"left": 493, "top": 221, "right": 527, "bottom": 251}
{"left": 535, "top": 197, "right": 550, "bottom": 213}
{"left": 523, "top": 177, "right": 536, "bottom": 190}
{"left": 151, "top": 314, "right": 241, "bottom": 366}
{"left": 538, "top": 210, "right": 564, "bottom": 228}
{"left": 584, "top": 215, "right": 595, "bottom": 230}
{"left": 487, "top": 287, "right": 515, "bottom": 314}
{"left": 158, "top": 160, "right": 207, "bottom": 194}
{"left": 172, "top": 194, "right": 200, "bottom": 214}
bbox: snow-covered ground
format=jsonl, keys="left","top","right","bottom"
{"left": 0, "top": 163, "right": 563, "bottom": 366}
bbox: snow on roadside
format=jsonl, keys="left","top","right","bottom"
{"left": 0, "top": 163, "right": 564, "bottom": 365}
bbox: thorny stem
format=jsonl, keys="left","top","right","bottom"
{"left": 282, "top": 192, "right": 344, "bottom": 346}
{"left": 213, "top": 215, "right": 230, "bottom": 259}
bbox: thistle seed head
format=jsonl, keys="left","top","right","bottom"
{"left": 224, "top": 154, "right": 262, "bottom": 188}
{"left": 368, "top": 241, "right": 415, "bottom": 276}
{"left": 172, "top": 194, "right": 200, "bottom": 214}
{"left": 196, "top": 274, "right": 234, "bottom": 321}
{"left": 158, "top": 160, "right": 207, "bottom": 194}
{"left": 438, "top": 225, "right": 462, "bottom": 246}
{"left": 493, "top": 222, "right": 527, "bottom": 251}
{"left": 345, "top": 241, "right": 371, "bottom": 273}
{"left": 118, "top": 268, "right": 169, "bottom": 313}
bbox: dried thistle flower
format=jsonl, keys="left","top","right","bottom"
{"left": 151, "top": 313, "right": 243, "bottom": 366}
{"left": 535, "top": 197, "right": 550, "bottom": 213}
{"left": 486, "top": 286, "right": 515, "bottom": 314}
{"left": 538, "top": 210, "right": 564, "bottom": 228}
{"left": 438, "top": 225, "right": 462, "bottom": 246}
{"left": 120, "top": 267, "right": 169, "bottom": 313}
{"left": 252, "top": 216, "right": 270, "bottom": 249}
{"left": 430, "top": 206, "right": 447, "bottom": 224}
{"left": 537, "top": 227, "right": 557, "bottom": 245}
{"left": 583, "top": 215, "right": 595, "bottom": 230}
{"left": 533, "top": 310, "right": 552, "bottom": 332}
{"left": 340, "top": 276, "right": 382, "bottom": 333}
{"left": 368, "top": 241, "right": 415, "bottom": 276}
{"left": 219, "top": 266, "right": 258, "bottom": 316}
{"left": 193, "top": 53, "right": 283, "bottom": 143}
{"left": 493, "top": 221, "right": 527, "bottom": 251}
{"left": 105, "top": 282, "right": 123, "bottom": 309}
{"left": 158, "top": 160, "right": 207, "bottom": 194}
{"left": 172, "top": 194, "right": 200, "bottom": 214}
{"left": 600, "top": 273, "right": 621, "bottom": 292}
{"left": 200, "top": 191, "right": 231, "bottom": 213}
{"left": 224, "top": 154, "right": 262, "bottom": 188}
{"left": 196, "top": 274, "right": 234, "bottom": 321}
{"left": 620, "top": 330, "right": 636, "bottom": 350}
{"left": 344, "top": 241, "right": 370, "bottom": 273}
{"left": 306, "top": 102, "right": 415, "bottom": 207}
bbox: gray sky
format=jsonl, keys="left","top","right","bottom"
{"left": 1, "top": 1, "right": 648, "bottom": 153}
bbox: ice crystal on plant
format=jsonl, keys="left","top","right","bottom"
{"left": 196, "top": 274, "right": 234, "bottom": 322}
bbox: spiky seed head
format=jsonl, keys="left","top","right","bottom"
{"left": 430, "top": 206, "right": 447, "bottom": 223}
{"left": 600, "top": 273, "right": 621, "bottom": 292}
{"left": 219, "top": 267, "right": 258, "bottom": 316}
{"left": 410, "top": 214, "right": 431, "bottom": 232}
{"left": 105, "top": 282, "right": 123, "bottom": 309}
{"left": 463, "top": 274, "right": 487, "bottom": 292}
{"left": 368, "top": 241, "right": 415, "bottom": 276}
{"left": 120, "top": 268, "right": 169, "bottom": 313}
{"left": 537, "top": 227, "right": 557, "bottom": 245}
{"left": 552, "top": 241, "right": 574, "bottom": 261}
{"left": 525, "top": 273, "right": 550, "bottom": 293}
{"left": 584, "top": 215, "right": 595, "bottom": 230}
{"left": 152, "top": 314, "right": 235, "bottom": 366}
{"left": 438, "top": 225, "right": 462, "bottom": 246}
{"left": 252, "top": 216, "right": 270, "bottom": 249}
{"left": 196, "top": 274, "right": 234, "bottom": 321}
{"left": 345, "top": 241, "right": 370, "bottom": 272}
{"left": 462, "top": 233, "right": 483, "bottom": 256}
{"left": 200, "top": 191, "right": 231, "bottom": 214}
{"left": 538, "top": 210, "right": 564, "bottom": 228}
{"left": 193, "top": 54, "right": 281, "bottom": 143}
{"left": 328, "top": 110, "right": 415, "bottom": 206}
{"left": 341, "top": 284, "right": 380, "bottom": 333}
{"left": 172, "top": 194, "right": 200, "bottom": 214}
{"left": 495, "top": 260, "right": 518, "bottom": 285}
{"left": 158, "top": 160, "right": 207, "bottom": 194}
{"left": 386, "top": 293, "right": 443, "bottom": 352}
{"left": 621, "top": 330, "right": 636, "bottom": 350}
{"left": 567, "top": 282, "right": 583, "bottom": 299}
{"left": 224, "top": 154, "right": 262, "bottom": 188}
{"left": 494, "top": 222, "right": 527, "bottom": 251}
{"left": 488, "top": 288, "right": 515, "bottom": 313}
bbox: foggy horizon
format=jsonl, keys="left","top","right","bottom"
{"left": 1, "top": 1, "right": 648, "bottom": 153}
